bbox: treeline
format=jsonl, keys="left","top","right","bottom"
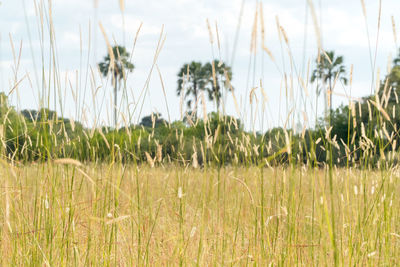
{"left": 0, "top": 91, "right": 399, "bottom": 168}
{"left": 2, "top": 47, "right": 400, "bottom": 167}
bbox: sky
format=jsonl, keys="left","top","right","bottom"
{"left": 0, "top": 0, "right": 399, "bottom": 131}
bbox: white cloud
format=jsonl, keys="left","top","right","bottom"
{"left": 62, "top": 32, "right": 81, "bottom": 46}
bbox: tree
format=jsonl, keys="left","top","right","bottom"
{"left": 98, "top": 45, "right": 134, "bottom": 127}
{"left": 379, "top": 49, "right": 400, "bottom": 103}
{"left": 139, "top": 112, "right": 166, "bottom": 128}
{"left": 311, "top": 51, "right": 347, "bottom": 125}
{"left": 177, "top": 62, "right": 208, "bottom": 118}
{"left": 203, "top": 60, "right": 233, "bottom": 110}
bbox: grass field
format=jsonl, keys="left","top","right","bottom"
{"left": 1, "top": 163, "right": 398, "bottom": 265}
{"left": 2, "top": 0, "right": 400, "bottom": 265}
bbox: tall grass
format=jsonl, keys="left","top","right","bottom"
{"left": 0, "top": 165, "right": 399, "bottom": 265}
{"left": 0, "top": 0, "right": 399, "bottom": 265}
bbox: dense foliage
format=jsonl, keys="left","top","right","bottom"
{"left": 2, "top": 49, "right": 400, "bottom": 168}
{"left": 0, "top": 93, "right": 396, "bottom": 168}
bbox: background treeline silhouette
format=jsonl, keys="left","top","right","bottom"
{"left": 0, "top": 91, "right": 398, "bottom": 167}
{"left": 1, "top": 48, "right": 400, "bottom": 167}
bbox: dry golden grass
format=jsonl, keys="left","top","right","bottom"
{"left": 0, "top": 163, "right": 399, "bottom": 265}
{"left": 4, "top": 1, "right": 400, "bottom": 266}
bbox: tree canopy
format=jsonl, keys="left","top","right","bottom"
{"left": 98, "top": 45, "right": 134, "bottom": 127}
{"left": 311, "top": 50, "right": 347, "bottom": 125}
{"left": 177, "top": 60, "right": 233, "bottom": 117}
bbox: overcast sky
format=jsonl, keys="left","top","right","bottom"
{"left": 0, "top": 0, "right": 399, "bottom": 130}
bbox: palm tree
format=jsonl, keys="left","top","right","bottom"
{"left": 311, "top": 51, "right": 347, "bottom": 125}
{"left": 381, "top": 49, "right": 400, "bottom": 103}
{"left": 203, "top": 60, "right": 233, "bottom": 111}
{"left": 177, "top": 62, "right": 208, "bottom": 118}
{"left": 98, "top": 45, "right": 134, "bottom": 127}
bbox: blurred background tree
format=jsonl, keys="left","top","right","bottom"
{"left": 98, "top": 45, "right": 134, "bottom": 127}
